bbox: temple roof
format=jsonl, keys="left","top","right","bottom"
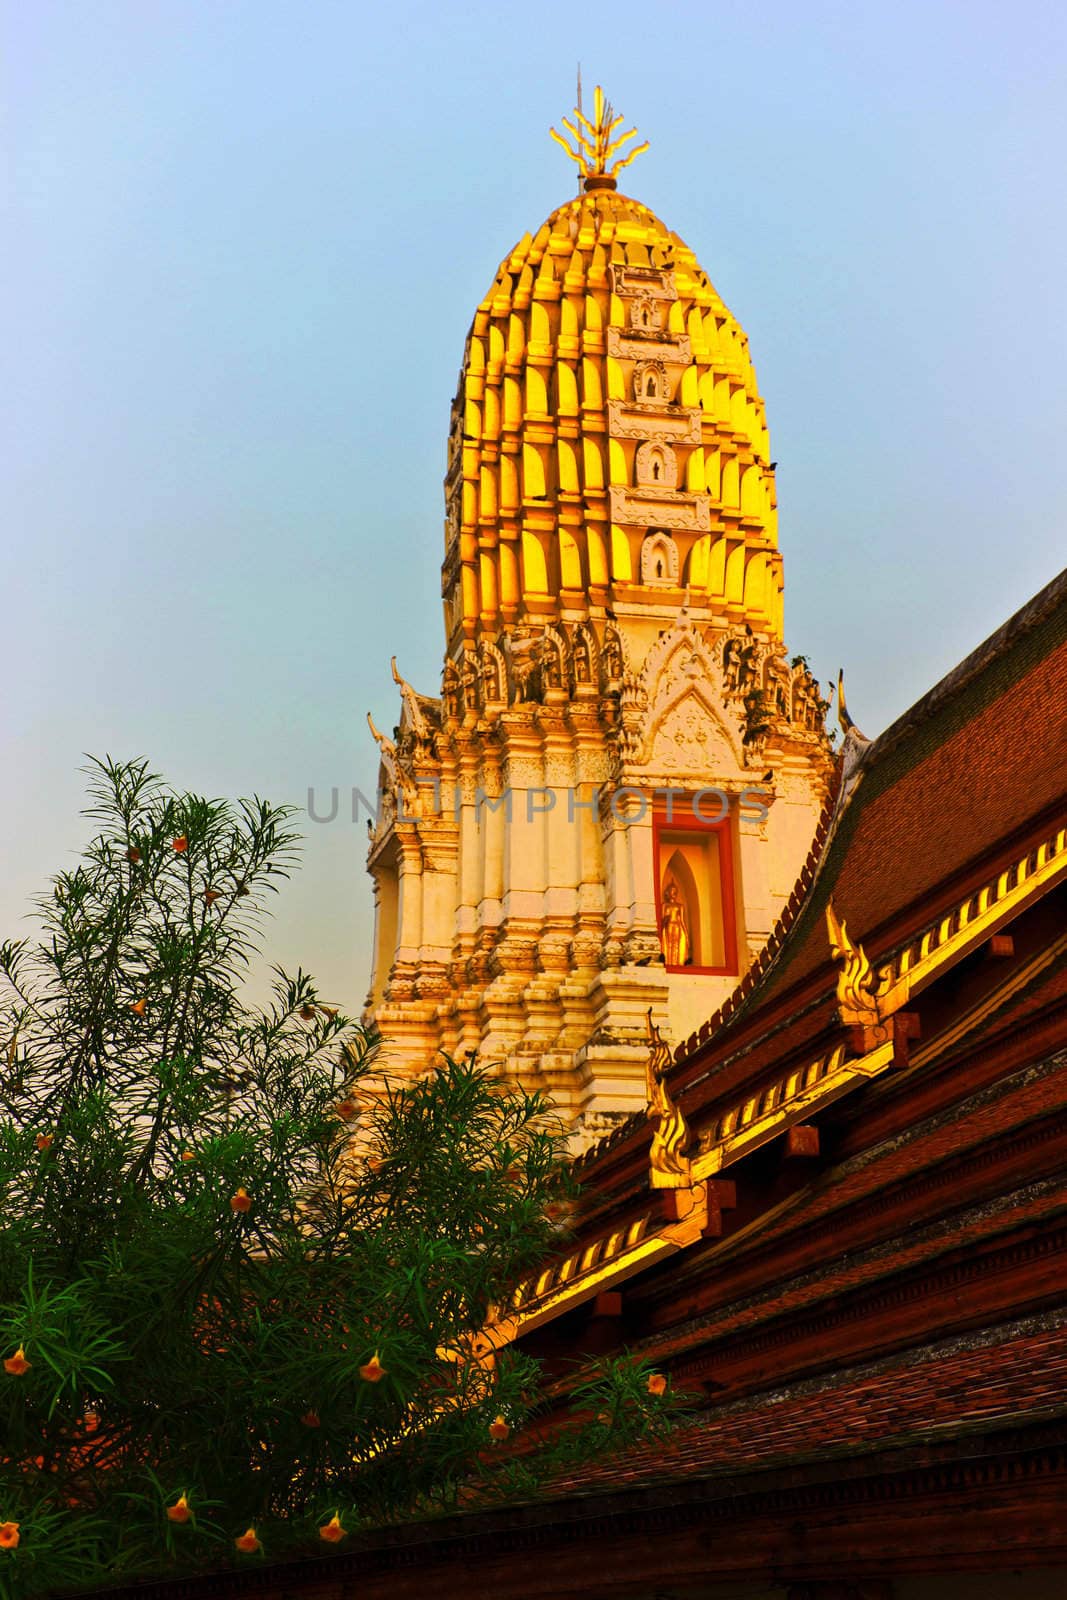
{"left": 549, "top": 1310, "right": 1067, "bottom": 1498}
{"left": 669, "top": 562, "right": 1067, "bottom": 1080}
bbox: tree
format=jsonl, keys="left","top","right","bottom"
{"left": 0, "top": 759, "right": 676, "bottom": 1598}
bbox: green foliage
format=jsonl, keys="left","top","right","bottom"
{"left": 0, "top": 760, "right": 679, "bottom": 1597}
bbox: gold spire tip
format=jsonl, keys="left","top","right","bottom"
{"left": 550, "top": 84, "right": 648, "bottom": 191}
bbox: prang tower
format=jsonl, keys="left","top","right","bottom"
{"left": 364, "top": 90, "right": 832, "bottom": 1130}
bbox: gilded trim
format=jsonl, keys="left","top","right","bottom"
{"left": 875, "top": 824, "right": 1067, "bottom": 1014}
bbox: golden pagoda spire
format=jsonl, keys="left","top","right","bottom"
{"left": 550, "top": 82, "right": 649, "bottom": 192}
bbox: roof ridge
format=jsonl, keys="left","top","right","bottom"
{"left": 860, "top": 564, "right": 1067, "bottom": 772}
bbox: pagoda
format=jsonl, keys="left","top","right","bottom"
{"left": 363, "top": 89, "right": 832, "bottom": 1125}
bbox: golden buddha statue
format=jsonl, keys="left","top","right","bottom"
{"left": 661, "top": 877, "right": 691, "bottom": 968}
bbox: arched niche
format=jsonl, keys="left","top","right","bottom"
{"left": 630, "top": 295, "right": 661, "bottom": 333}
{"left": 640, "top": 529, "right": 680, "bottom": 586}
{"left": 635, "top": 439, "right": 678, "bottom": 489}
{"left": 661, "top": 852, "right": 701, "bottom": 967}
{"left": 655, "top": 818, "right": 734, "bottom": 973}
{"left": 634, "top": 360, "right": 669, "bottom": 403}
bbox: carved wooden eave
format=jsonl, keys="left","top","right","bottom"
{"left": 479, "top": 819, "right": 1067, "bottom": 1352}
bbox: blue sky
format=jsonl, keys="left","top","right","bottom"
{"left": 3, "top": 0, "right": 1066, "bottom": 1007}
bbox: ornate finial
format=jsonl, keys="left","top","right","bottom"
{"left": 644, "top": 1010, "right": 691, "bottom": 1188}
{"left": 550, "top": 84, "right": 649, "bottom": 192}
{"left": 837, "top": 668, "right": 868, "bottom": 741}
{"left": 391, "top": 656, "right": 429, "bottom": 742}
{"left": 366, "top": 710, "right": 393, "bottom": 756}
{"left": 367, "top": 711, "right": 417, "bottom": 815}
{"left": 825, "top": 898, "right": 880, "bottom": 1027}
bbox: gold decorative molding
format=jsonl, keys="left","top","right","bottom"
{"left": 482, "top": 1190, "right": 709, "bottom": 1350}
{"left": 825, "top": 897, "right": 881, "bottom": 1027}
{"left": 645, "top": 1010, "right": 692, "bottom": 1188}
{"left": 692, "top": 1038, "right": 894, "bottom": 1179}
{"left": 874, "top": 824, "right": 1067, "bottom": 1015}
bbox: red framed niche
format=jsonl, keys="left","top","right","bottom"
{"left": 652, "top": 800, "right": 739, "bottom": 977}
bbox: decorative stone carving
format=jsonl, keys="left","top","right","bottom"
{"left": 763, "top": 647, "right": 791, "bottom": 717}
{"left": 610, "top": 485, "right": 711, "bottom": 532}
{"left": 606, "top": 329, "right": 693, "bottom": 365}
{"left": 640, "top": 530, "right": 680, "bottom": 586}
{"left": 541, "top": 625, "right": 570, "bottom": 696}
{"left": 722, "top": 631, "right": 761, "bottom": 697}
{"left": 608, "top": 263, "right": 678, "bottom": 302}
{"left": 741, "top": 689, "right": 774, "bottom": 754}
{"left": 442, "top": 659, "right": 461, "bottom": 722}
{"left": 635, "top": 440, "right": 678, "bottom": 489}
{"left": 444, "top": 487, "right": 460, "bottom": 550}
{"left": 480, "top": 639, "right": 507, "bottom": 707}
{"left": 651, "top": 696, "right": 734, "bottom": 772}
{"left": 459, "top": 650, "right": 479, "bottom": 717}
{"left": 391, "top": 657, "right": 435, "bottom": 757}
{"left": 572, "top": 622, "right": 597, "bottom": 689}
{"left": 606, "top": 399, "right": 702, "bottom": 443}
{"left": 630, "top": 294, "right": 660, "bottom": 333}
{"left": 506, "top": 629, "right": 542, "bottom": 704}
{"left": 601, "top": 622, "right": 625, "bottom": 689}
{"left": 633, "top": 358, "right": 670, "bottom": 403}
{"left": 366, "top": 712, "right": 418, "bottom": 814}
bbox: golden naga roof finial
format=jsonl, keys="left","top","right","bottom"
{"left": 837, "top": 668, "right": 869, "bottom": 742}
{"left": 825, "top": 898, "right": 881, "bottom": 1028}
{"left": 644, "top": 1010, "right": 692, "bottom": 1188}
{"left": 550, "top": 82, "right": 649, "bottom": 192}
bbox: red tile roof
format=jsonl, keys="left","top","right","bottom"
{"left": 551, "top": 1312, "right": 1067, "bottom": 1496}
{"left": 670, "top": 565, "right": 1067, "bottom": 1081}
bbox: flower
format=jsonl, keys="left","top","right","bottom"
{"left": 299, "top": 1004, "right": 316, "bottom": 1021}
{"left": 319, "top": 1005, "right": 338, "bottom": 1020}
{"left": 646, "top": 1372, "right": 668, "bottom": 1397}
{"left": 300, "top": 1410, "right": 321, "bottom": 1428}
{"left": 3, "top": 1347, "right": 30, "bottom": 1377}
{"left": 203, "top": 889, "right": 221, "bottom": 906}
{"left": 171, "top": 836, "right": 188, "bottom": 853}
{"left": 359, "top": 1352, "right": 386, "bottom": 1383}
{"left": 180, "top": 1150, "right": 195, "bottom": 1162}
{"left": 0, "top": 1522, "right": 19, "bottom": 1551}
{"left": 488, "top": 1415, "right": 510, "bottom": 1441}
{"left": 234, "top": 1527, "right": 260, "bottom": 1554}
{"left": 318, "top": 1512, "right": 347, "bottom": 1543}
{"left": 230, "top": 1187, "right": 252, "bottom": 1214}
{"left": 130, "top": 999, "right": 147, "bottom": 1017}
{"left": 335, "top": 1099, "right": 358, "bottom": 1122}
{"left": 166, "top": 1494, "right": 191, "bottom": 1525}
{"left": 127, "top": 847, "right": 141, "bottom": 864}
{"left": 35, "top": 1133, "right": 53, "bottom": 1151}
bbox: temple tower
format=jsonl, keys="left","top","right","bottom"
{"left": 364, "top": 90, "right": 833, "bottom": 1134}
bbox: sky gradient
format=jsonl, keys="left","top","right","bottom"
{"left": 4, "top": 0, "right": 1066, "bottom": 1008}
